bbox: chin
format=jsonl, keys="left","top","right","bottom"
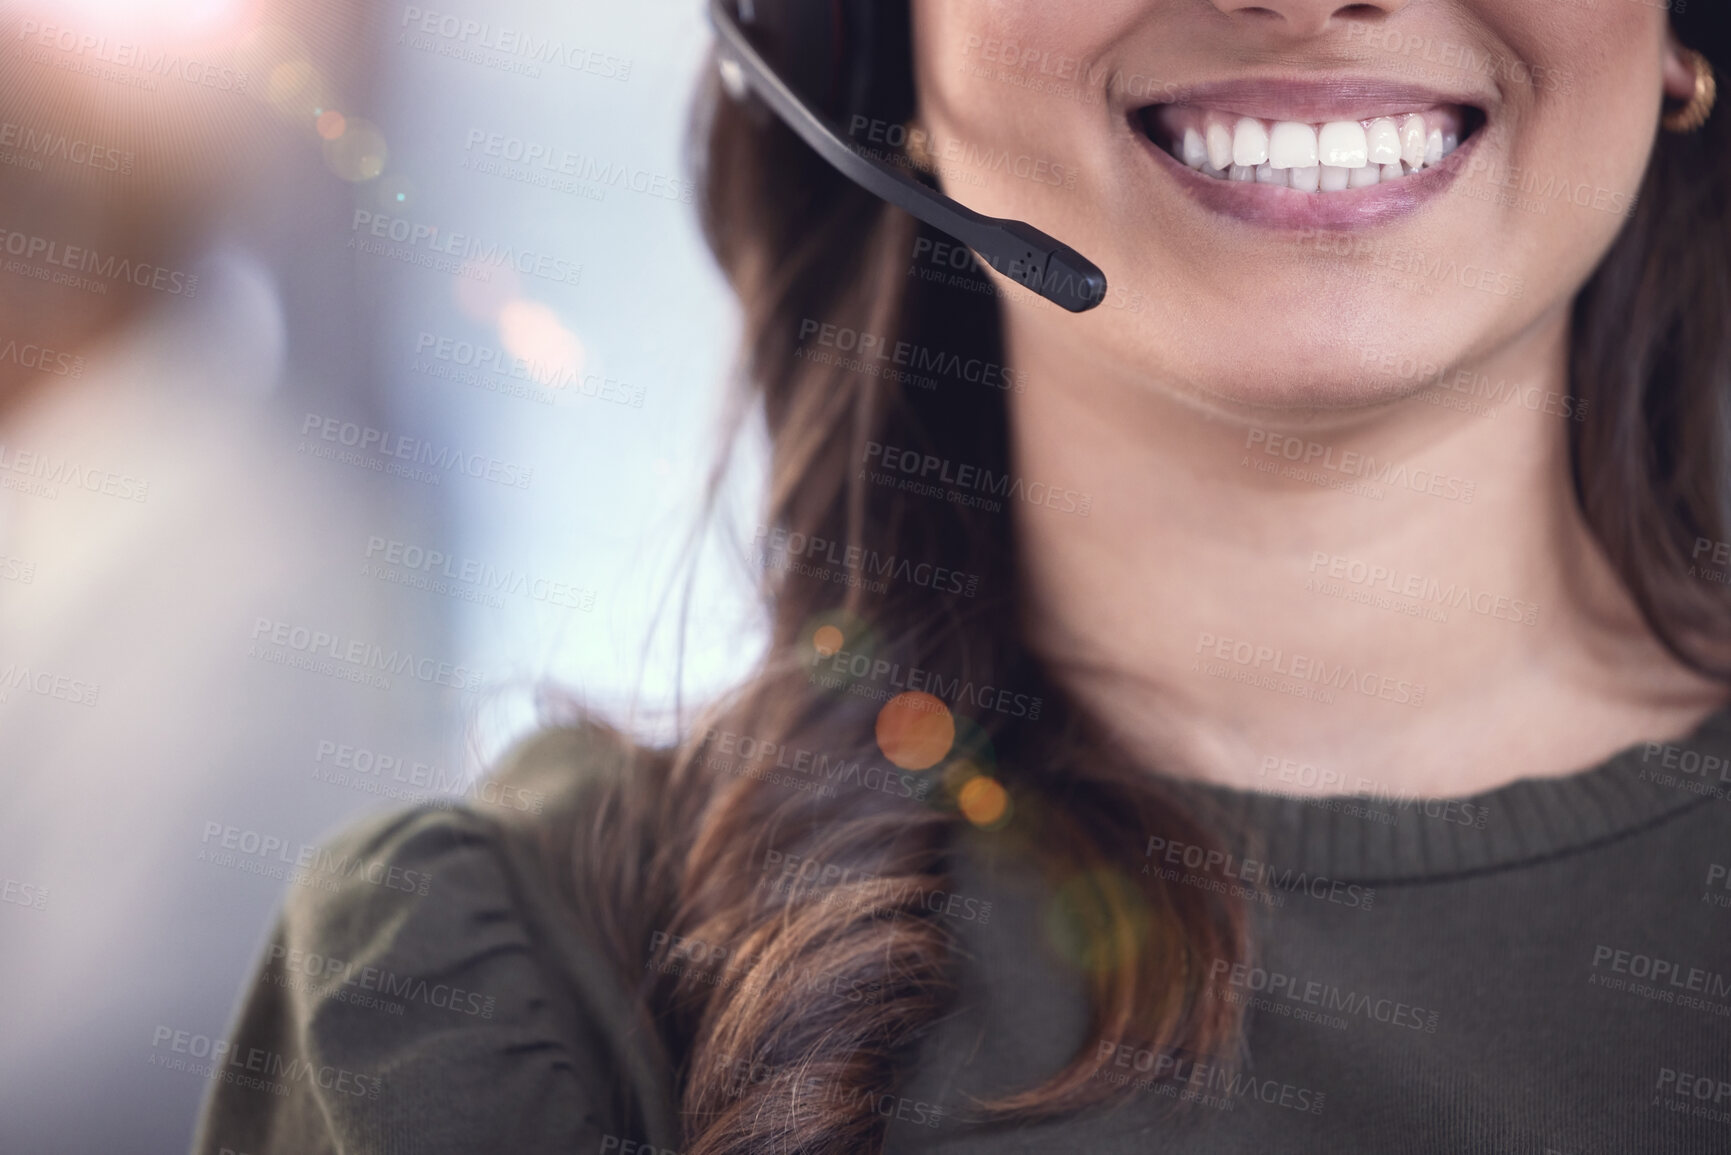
{"left": 1108, "top": 302, "right": 1471, "bottom": 419}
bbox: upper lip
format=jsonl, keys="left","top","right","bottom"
{"left": 1140, "top": 76, "right": 1491, "bottom": 122}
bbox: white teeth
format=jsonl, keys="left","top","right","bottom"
{"left": 1206, "top": 120, "right": 1234, "bottom": 170}
{"left": 1400, "top": 115, "right": 1427, "bottom": 169}
{"left": 1162, "top": 108, "right": 1464, "bottom": 193}
{"left": 1232, "top": 117, "right": 1269, "bottom": 167}
{"left": 1181, "top": 127, "right": 1208, "bottom": 168}
{"left": 1267, "top": 121, "right": 1318, "bottom": 170}
{"left": 1366, "top": 118, "right": 1401, "bottom": 166}
{"left": 1317, "top": 121, "right": 1369, "bottom": 168}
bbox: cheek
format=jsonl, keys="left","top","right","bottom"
{"left": 913, "top": 0, "right": 1136, "bottom": 147}
{"left": 1488, "top": 5, "right": 1667, "bottom": 194}
{"left": 912, "top": 4, "right": 1133, "bottom": 247}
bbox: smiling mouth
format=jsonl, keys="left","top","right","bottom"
{"left": 1137, "top": 103, "right": 1486, "bottom": 192}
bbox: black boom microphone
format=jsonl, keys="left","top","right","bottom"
{"left": 707, "top": 0, "right": 1108, "bottom": 313}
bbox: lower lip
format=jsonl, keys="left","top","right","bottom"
{"left": 1135, "top": 126, "right": 1481, "bottom": 231}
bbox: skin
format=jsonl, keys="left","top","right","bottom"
{"left": 909, "top": 0, "right": 1725, "bottom": 794}
{"left": 0, "top": 0, "right": 355, "bottom": 421}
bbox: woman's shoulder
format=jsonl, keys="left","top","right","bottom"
{"left": 193, "top": 723, "right": 682, "bottom": 1155}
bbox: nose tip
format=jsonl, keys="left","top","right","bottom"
{"left": 1209, "top": 0, "right": 1409, "bottom": 38}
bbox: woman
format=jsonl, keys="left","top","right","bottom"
{"left": 196, "top": 1, "right": 1731, "bottom": 1152}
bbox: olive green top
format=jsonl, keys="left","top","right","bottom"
{"left": 195, "top": 710, "right": 1731, "bottom": 1153}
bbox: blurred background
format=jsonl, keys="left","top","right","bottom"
{"left": 0, "top": 0, "right": 764, "bottom": 1148}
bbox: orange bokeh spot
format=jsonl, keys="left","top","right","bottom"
{"left": 316, "top": 109, "right": 346, "bottom": 140}
{"left": 812, "top": 624, "right": 844, "bottom": 656}
{"left": 958, "top": 776, "right": 1008, "bottom": 827}
{"left": 875, "top": 691, "right": 954, "bottom": 771}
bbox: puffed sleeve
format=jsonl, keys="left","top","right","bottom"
{"left": 192, "top": 734, "right": 680, "bottom": 1155}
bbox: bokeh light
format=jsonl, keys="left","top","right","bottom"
{"left": 1043, "top": 870, "right": 1150, "bottom": 974}
{"left": 957, "top": 774, "right": 1009, "bottom": 827}
{"left": 497, "top": 300, "right": 584, "bottom": 380}
{"left": 374, "top": 173, "right": 418, "bottom": 211}
{"left": 875, "top": 691, "right": 954, "bottom": 771}
{"left": 39, "top": 0, "right": 258, "bottom": 40}
{"left": 322, "top": 118, "right": 388, "bottom": 182}
{"left": 812, "top": 624, "right": 844, "bottom": 656}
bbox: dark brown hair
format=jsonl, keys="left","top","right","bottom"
{"left": 533, "top": 13, "right": 1731, "bottom": 1155}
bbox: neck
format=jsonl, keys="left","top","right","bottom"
{"left": 1006, "top": 306, "right": 1725, "bottom": 797}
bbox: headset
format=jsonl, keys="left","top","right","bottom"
{"left": 707, "top": 0, "right": 1726, "bottom": 317}
{"left": 706, "top": 0, "right": 1109, "bottom": 313}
